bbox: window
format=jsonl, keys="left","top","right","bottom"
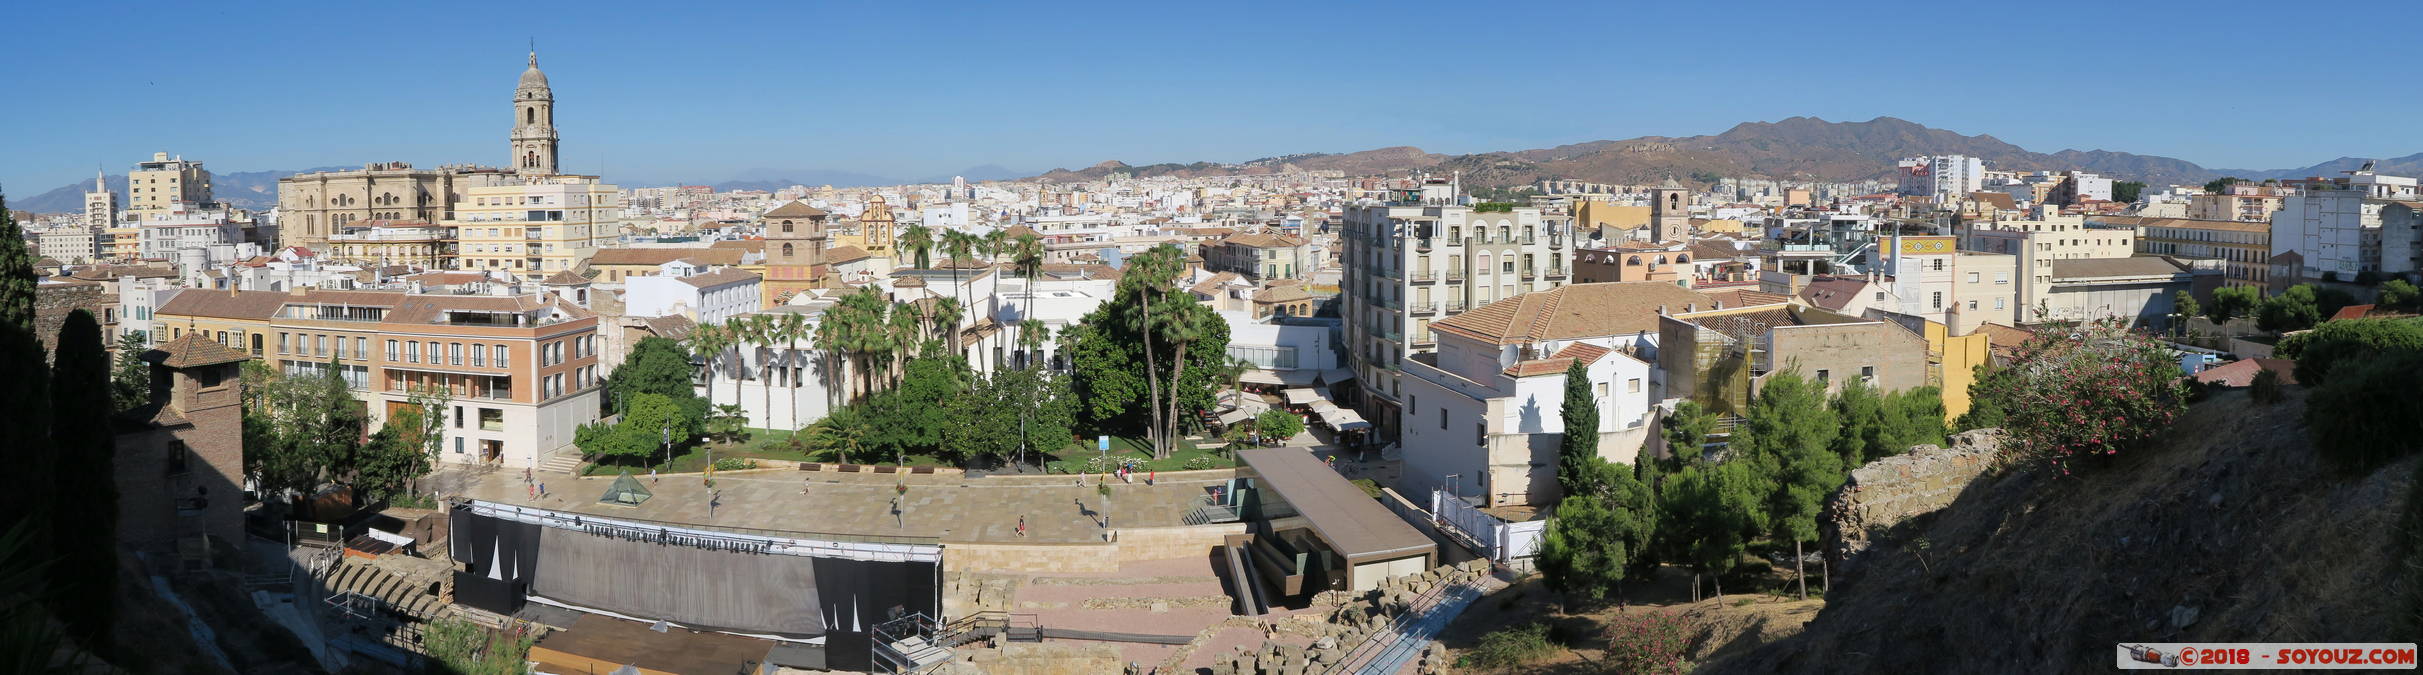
{"left": 278, "top": 332, "right": 289, "bottom": 354}
{"left": 1931, "top": 258, "right": 1945, "bottom": 271}
{"left": 479, "top": 408, "right": 504, "bottom": 432}
{"left": 472, "top": 343, "right": 486, "bottom": 366}
{"left": 1440, "top": 409, "right": 1448, "bottom": 430}
{"left": 1995, "top": 297, "right": 2007, "bottom": 310}
{"left": 1628, "top": 378, "right": 1642, "bottom": 393}
{"left": 406, "top": 341, "right": 420, "bottom": 363}
{"left": 425, "top": 341, "right": 439, "bottom": 363}
{"left": 1861, "top": 365, "right": 1876, "bottom": 382}
{"left": 494, "top": 345, "right": 509, "bottom": 368}
{"left": 165, "top": 440, "right": 189, "bottom": 475}
{"left": 1967, "top": 272, "right": 1980, "bottom": 283}
{"left": 354, "top": 337, "right": 367, "bottom": 360}
{"left": 453, "top": 406, "right": 464, "bottom": 428}
{"left": 1930, "top": 292, "right": 1943, "bottom": 309}
{"left": 315, "top": 335, "right": 327, "bottom": 357}
{"left": 450, "top": 343, "right": 463, "bottom": 365}
{"left": 454, "top": 437, "right": 464, "bottom": 455}
{"left": 1873, "top": 291, "right": 1884, "bottom": 301}
{"left": 1967, "top": 300, "right": 1978, "bottom": 310}
{"left": 1815, "top": 369, "right": 1830, "bottom": 384}
{"left": 1995, "top": 272, "right": 2009, "bottom": 284}
{"left": 386, "top": 340, "right": 399, "bottom": 361}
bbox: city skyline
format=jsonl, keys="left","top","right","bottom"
{"left": 5, "top": 1, "right": 2420, "bottom": 194}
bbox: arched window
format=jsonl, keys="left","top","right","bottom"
{"left": 1628, "top": 255, "right": 1643, "bottom": 266}
{"left": 1498, "top": 226, "right": 1511, "bottom": 243}
{"left": 1677, "top": 254, "right": 1690, "bottom": 263}
{"left": 526, "top": 107, "right": 535, "bottom": 124}
{"left": 781, "top": 243, "right": 795, "bottom": 257}
{"left": 782, "top": 220, "right": 794, "bottom": 233}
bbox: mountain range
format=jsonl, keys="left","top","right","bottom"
{"left": 17, "top": 117, "right": 2422, "bottom": 213}
{"left": 1025, "top": 116, "right": 2423, "bottom": 191}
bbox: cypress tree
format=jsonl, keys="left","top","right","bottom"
{"left": 1555, "top": 359, "right": 1600, "bottom": 496}
{"left": 48, "top": 310, "right": 116, "bottom": 650}
{"left": 0, "top": 196, "right": 53, "bottom": 551}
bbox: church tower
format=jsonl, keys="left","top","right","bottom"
{"left": 511, "top": 51, "right": 559, "bottom": 177}
{"left": 1649, "top": 176, "right": 1690, "bottom": 243}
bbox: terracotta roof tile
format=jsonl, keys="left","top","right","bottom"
{"left": 762, "top": 201, "right": 828, "bottom": 218}
{"left": 587, "top": 247, "right": 745, "bottom": 267}
{"left": 1433, "top": 282, "right": 1712, "bottom": 345}
{"left": 142, "top": 332, "right": 249, "bottom": 369}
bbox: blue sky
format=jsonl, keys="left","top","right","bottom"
{"left": 4, "top": 0, "right": 2417, "bottom": 193}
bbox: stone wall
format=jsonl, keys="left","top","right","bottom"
{"left": 942, "top": 522, "right": 1249, "bottom": 575}
{"left": 35, "top": 281, "right": 105, "bottom": 354}
{"left": 1824, "top": 429, "right": 2005, "bottom": 568}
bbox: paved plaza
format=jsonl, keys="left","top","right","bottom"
{"left": 444, "top": 462, "right": 1242, "bottom": 544}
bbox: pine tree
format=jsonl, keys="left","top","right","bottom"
{"left": 47, "top": 310, "right": 116, "bottom": 650}
{"left": 111, "top": 331, "right": 152, "bottom": 412}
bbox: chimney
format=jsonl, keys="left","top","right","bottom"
{"left": 1657, "top": 304, "right": 1667, "bottom": 315}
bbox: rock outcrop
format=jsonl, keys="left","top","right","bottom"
{"left": 1823, "top": 428, "right": 2004, "bottom": 570}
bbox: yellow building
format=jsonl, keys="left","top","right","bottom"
{"left": 1573, "top": 200, "right": 1649, "bottom": 233}
{"left": 1919, "top": 319, "right": 1993, "bottom": 422}
{"left": 449, "top": 176, "right": 621, "bottom": 274}
{"left": 326, "top": 220, "right": 453, "bottom": 268}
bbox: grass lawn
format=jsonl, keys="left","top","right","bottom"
{"left": 1043, "top": 435, "right": 1238, "bottom": 473}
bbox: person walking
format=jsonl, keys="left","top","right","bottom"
{"left": 1016, "top": 515, "right": 1027, "bottom": 538}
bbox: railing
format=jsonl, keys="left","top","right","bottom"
{"left": 1545, "top": 266, "right": 1568, "bottom": 278}
{"left": 1547, "top": 235, "right": 1564, "bottom": 249}
{"left": 1445, "top": 271, "right": 1464, "bottom": 283}
{"left": 1409, "top": 270, "right": 1436, "bottom": 283}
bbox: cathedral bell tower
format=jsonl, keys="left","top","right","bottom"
{"left": 512, "top": 50, "right": 559, "bottom": 177}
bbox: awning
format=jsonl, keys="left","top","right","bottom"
{"left": 1277, "top": 369, "right": 1321, "bottom": 387}
{"left": 1318, "top": 368, "right": 1358, "bottom": 386}
{"left": 1218, "top": 409, "right": 1255, "bottom": 426}
{"left": 1240, "top": 370, "right": 1285, "bottom": 386}
{"left": 1306, "top": 399, "right": 1339, "bottom": 413}
{"left": 1316, "top": 406, "right": 1371, "bottom": 431}
{"left": 1284, "top": 388, "right": 1327, "bottom": 405}
{"left": 1235, "top": 397, "right": 1271, "bottom": 415}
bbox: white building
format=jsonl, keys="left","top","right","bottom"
{"left": 1340, "top": 179, "right": 1575, "bottom": 442}
{"left": 1962, "top": 213, "right": 2135, "bottom": 321}
{"left": 1394, "top": 282, "right": 1699, "bottom": 508}
{"left": 117, "top": 275, "right": 182, "bottom": 343}
{"left": 623, "top": 260, "right": 762, "bottom": 325}
{"left": 1898, "top": 155, "right": 1986, "bottom": 200}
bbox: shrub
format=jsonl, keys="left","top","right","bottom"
{"left": 1603, "top": 610, "right": 1694, "bottom": 675}
{"left": 1460, "top": 622, "right": 1558, "bottom": 671}
{"left": 2286, "top": 317, "right": 2423, "bottom": 385}
{"left": 1972, "top": 320, "right": 2187, "bottom": 475}
{"left": 711, "top": 457, "right": 756, "bottom": 471}
{"left": 1349, "top": 478, "right": 1382, "bottom": 499}
{"left": 2250, "top": 368, "right": 2284, "bottom": 404}
{"left": 2304, "top": 351, "right": 2423, "bottom": 469}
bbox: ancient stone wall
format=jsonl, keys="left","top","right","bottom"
{"left": 1824, "top": 429, "right": 2005, "bottom": 568}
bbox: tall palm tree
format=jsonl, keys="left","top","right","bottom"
{"left": 1125, "top": 246, "right": 1182, "bottom": 456}
{"left": 837, "top": 286, "right": 895, "bottom": 401}
{"left": 983, "top": 229, "right": 1009, "bottom": 268}
{"left": 1156, "top": 302, "right": 1214, "bottom": 459}
{"left": 1215, "top": 355, "right": 1256, "bottom": 409}
{"left": 745, "top": 313, "right": 779, "bottom": 435}
{"left": 931, "top": 296, "right": 964, "bottom": 357}
{"left": 813, "top": 315, "right": 851, "bottom": 409}
{"left": 884, "top": 305, "right": 921, "bottom": 385}
{"left": 686, "top": 324, "right": 727, "bottom": 410}
{"left": 941, "top": 230, "right": 976, "bottom": 317}
{"left": 900, "top": 223, "right": 934, "bottom": 270}
{"left": 777, "top": 312, "right": 810, "bottom": 435}
{"left": 1010, "top": 232, "right": 1046, "bottom": 363}
{"left": 722, "top": 317, "right": 755, "bottom": 426}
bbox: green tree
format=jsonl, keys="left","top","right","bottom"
{"left": 802, "top": 407, "right": 872, "bottom": 464}
{"left": 1555, "top": 359, "right": 1601, "bottom": 496}
{"left": 900, "top": 223, "right": 934, "bottom": 270}
{"left": 1737, "top": 370, "right": 1838, "bottom": 476}
{"left": 2112, "top": 181, "right": 2146, "bottom": 204}
{"left": 2304, "top": 351, "right": 2423, "bottom": 469}
{"left": 247, "top": 359, "right": 369, "bottom": 498}
{"left": 1954, "top": 363, "right": 2010, "bottom": 431}
{"left": 1010, "top": 232, "right": 1046, "bottom": 354}
{"left": 2172, "top": 291, "right": 2201, "bottom": 329}
{"left": 610, "top": 336, "right": 707, "bottom": 420}
{"left": 1828, "top": 379, "right": 1884, "bottom": 468}
{"left": 2257, "top": 284, "right": 2324, "bottom": 332}
{"left": 575, "top": 393, "right": 697, "bottom": 462}
{"left": 1255, "top": 409, "right": 1304, "bottom": 441}
{"left": 945, "top": 367, "right": 1077, "bottom": 465}
{"left": 2204, "top": 177, "right": 2244, "bottom": 194}
{"left": 704, "top": 404, "right": 750, "bottom": 445}
{"left": 0, "top": 194, "right": 52, "bottom": 548}
{"left": 110, "top": 331, "right": 151, "bottom": 413}
{"left": 2382, "top": 279, "right": 2423, "bottom": 312}
{"left": 865, "top": 356, "right": 970, "bottom": 463}
{"left": 2282, "top": 317, "right": 2423, "bottom": 385}
{"left": 1659, "top": 461, "right": 1767, "bottom": 600}
{"left": 46, "top": 310, "right": 115, "bottom": 650}
{"left": 1659, "top": 400, "right": 1715, "bottom": 466}
{"left": 1878, "top": 386, "right": 1948, "bottom": 460}
{"left": 1062, "top": 247, "right": 1228, "bottom": 447}
{"left": 2208, "top": 285, "right": 2260, "bottom": 323}
{"left": 1537, "top": 460, "right": 1657, "bottom": 605}
{"left": 1735, "top": 371, "right": 1840, "bottom": 599}
{"left": 355, "top": 418, "right": 429, "bottom": 504}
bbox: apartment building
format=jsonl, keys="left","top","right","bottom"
{"left": 1339, "top": 180, "right": 1573, "bottom": 442}
{"left": 1659, "top": 304, "right": 1928, "bottom": 415}
{"left": 154, "top": 287, "right": 601, "bottom": 468}
{"left": 1960, "top": 213, "right": 2135, "bottom": 320}
{"left": 1874, "top": 235, "right": 2018, "bottom": 332}
{"left": 326, "top": 220, "right": 455, "bottom": 268}
{"left": 1203, "top": 232, "right": 1314, "bottom": 280}
{"left": 1898, "top": 155, "right": 1985, "bottom": 200}
{"left": 450, "top": 176, "right": 621, "bottom": 273}
{"left": 127, "top": 152, "right": 211, "bottom": 217}
{"left": 2186, "top": 187, "right": 2286, "bottom": 223}
{"left": 2118, "top": 216, "right": 2272, "bottom": 288}
{"left": 624, "top": 260, "right": 763, "bottom": 325}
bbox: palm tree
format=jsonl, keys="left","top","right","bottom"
{"left": 1215, "top": 355, "right": 1256, "bottom": 409}
{"left": 941, "top": 230, "right": 976, "bottom": 317}
{"left": 983, "top": 229, "right": 1008, "bottom": 268}
{"left": 1125, "top": 246, "right": 1182, "bottom": 457}
{"left": 745, "top": 313, "right": 779, "bottom": 436}
{"left": 900, "top": 223, "right": 934, "bottom": 270}
{"left": 1010, "top": 232, "right": 1046, "bottom": 363}
{"left": 722, "top": 317, "right": 755, "bottom": 426}
{"left": 804, "top": 409, "right": 870, "bottom": 465}
{"left": 884, "top": 305, "right": 921, "bottom": 386}
{"left": 836, "top": 286, "right": 896, "bottom": 401}
{"left": 686, "top": 324, "right": 727, "bottom": 411}
{"left": 931, "top": 296, "right": 964, "bottom": 357}
{"left": 1156, "top": 301, "right": 1214, "bottom": 459}
{"left": 776, "top": 312, "right": 810, "bottom": 436}
{"left": 813, "top": 315, "right": 851, "bottom": 409}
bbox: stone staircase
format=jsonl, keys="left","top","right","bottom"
{"left": 534, "top": 450, "right": 584, "bottom": 475}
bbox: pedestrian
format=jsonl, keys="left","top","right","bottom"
{"left": 1148, "top": 470, "right": 1155, "bottom": 486}
{"left": 651, "top": 468, "right": 659, "bottom": 484}
{"left": 802, "top": 477, "right": 811, "bottom": 494}
{"left": 524, "top": 467, "right": 532, "bottom": 485}
{"left": 528, "top": 482, "right": 535, "bottom": 500}
{"left": 1017, "top": 515, "right": 1026, "bottom": 538}
{"left": 538, "top": 482, "right": 547, "bottom": 499}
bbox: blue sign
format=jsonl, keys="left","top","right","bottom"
{"left": 1098, "top": 435, "right": 1110, "bottom": 452}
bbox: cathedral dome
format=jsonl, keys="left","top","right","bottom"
{"left": 518, "top": 51, "right": 550, "bottom": 90}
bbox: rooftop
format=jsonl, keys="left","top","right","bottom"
{"left": 1433, "top": 282, "right": 1712, "bottom": 345}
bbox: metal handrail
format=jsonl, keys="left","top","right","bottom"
{"left": 1326, "top": 578, "right": 1462, "bottom": 674}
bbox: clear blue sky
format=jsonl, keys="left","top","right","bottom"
{"left": 4, "top": 0, "right": 2417, "bottom": 194}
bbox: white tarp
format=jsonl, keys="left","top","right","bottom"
{"left": 1240, "top": 370, "right": 1284, "bottom": 386}
{"left": 1317, "top": 406, "right": 1371, "bottom": 431}
{"left": 1218, "top": 409, "right": 1254, "bottom": 426}
{"left": 1284, "top": 388, "right": 1326, "bottom": 405}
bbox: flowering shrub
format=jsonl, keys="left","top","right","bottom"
{"left": 1603, "top": 609, "right": 1694, "bottom": 675}
{"left": 1972, "top": 319, "right": 2187, "bottom": 474}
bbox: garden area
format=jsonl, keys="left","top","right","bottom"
{"left": 1039, "top": 435, "right": 1238, "bottom": 474}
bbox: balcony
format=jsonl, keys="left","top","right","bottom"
{"left": 1445, "top": 271, "right": 1465, "bottom": 283}
{"left": 1416, "top": 238, "right": 1432, "bottom": 252}
{"left": 1522, "top": 234, "right": 1536, "bottom": 245}
{"left": 1545, "top": 266, "right": 1568, "bottom": 279}
{"left": 1410, "top": 302, "right": 1440, "bottom": 316}
{"left": 1547, "top": 235, "right": 1565, "bottom": 249}
{"left": 1409, "top": 270, "right": 1437, "bottom": 284}
{"left": 1444, "top": 299, "right": 1467, "bottom": 313}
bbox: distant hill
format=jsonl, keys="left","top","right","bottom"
{"left": 13, "top": 166, "right": 339, "bottom": 214}
{"left": 1023, "top": 116, "right": 2423, "bottom": 189}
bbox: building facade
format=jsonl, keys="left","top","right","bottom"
{"left": 2125, "top": 217, "right": 2272, "bottom": 289}
{"left": 277, "top": 163, "right": 513, "bottom": 252}
{"left": 761, "top": 201, "right": 833, "bottom": 305}
{"left": 326, "top": 220, "right": 455, "bottom": 268}
{"left": 1339, "top": 180, "right": 1573, "bottom": 442}
{"left": 128, "top": 152, "right": 211, "bottom": 217}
